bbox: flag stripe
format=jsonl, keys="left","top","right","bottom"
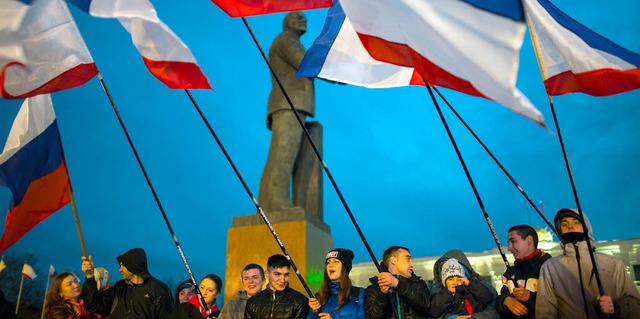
{"left": 535, "top": 0, "right": 640, "bottom": 66}
{"left": 545, "top": 68, "right": 640, "bottom": 96}
{"left": 142, "top": 58, "right": 212, "bottom": 89}
{"left": 462, "top": 0, "right": 524, "bottom": 22}
{"left": 0, "top": 122, "right": 64, "bottom": 206}
{"left": 210, "top": 0, "right": 333, "bottom": 18}
{"left": 0, "top": 63, "right": 98, "bottom": 100}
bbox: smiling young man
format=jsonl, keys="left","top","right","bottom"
{"left": 495, "top": 224, "right": 551, "bottom": 319}
{"left": 364, "top": 246, "right": 431, "bottom": 319}
{"left": 244, "top": 254, "right": 309, "bottom": 319}
{"left": 218, "top": 263, "right": 265, "bottom": 319}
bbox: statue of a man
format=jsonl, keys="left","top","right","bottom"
{"left": 259, "top": 11, "right": 315, "bottom": 214}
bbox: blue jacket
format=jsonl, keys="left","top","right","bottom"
{"left": 308, "top": 282, "right": 365, "bottom": 319}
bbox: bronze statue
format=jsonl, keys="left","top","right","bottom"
{"left": 259, "top": 11, "right": 317, "bottom": 215}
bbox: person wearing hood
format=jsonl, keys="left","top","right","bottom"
{"left": 307, "top": 248, "right": 365, "bottom": 319}
{"left": 364, "top": 245, "right": 431, "bottom": 319}
{"left": 495, "top": 224, "right": 551, "bottom": 318}
{"left": 535, "top": 208, "right": 640, "bottom": 318}
{"left": 81, "top": 248, "right": 174, "bottom": 319}
{"left": 430, "top": 259, "right": 494, "bottom": 318}
{"left": 429, "top": 251, "right": 496, "bottom": 319}
{"left": 218, "top": 263, "right": 265, "bottom": 319}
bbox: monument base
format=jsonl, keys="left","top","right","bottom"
{"left": 223, "top": 208, "right": 332, "bottom": 303}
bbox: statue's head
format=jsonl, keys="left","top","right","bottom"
{"left": 283, "top": 11, "right": 307, "bottom": 35}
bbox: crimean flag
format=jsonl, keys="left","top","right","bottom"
{"left": 210, "top": 0, "right": 333, "bottom": 18}
{"left": 0, "top": 0, "right": 98, "bottom": 100}
{"left": 0, "top": 94, "right": 71, "bottom": 254}
{"left": 339, "top": 0, "right": 544, "bottom": 125}
{"left": 297, "top": 0, "right": 424, "bottom": 88}
{"left": 68, "top": 0, "right": 211, "bottom": 90}
{"left": 524, "top": 0, "right": 640, "bottom": 96}
{"left": 22, "top": 262, "right": 36, "bottom": 280}
{"left": 48, "top": 264, "right": 56, "bottom": 278}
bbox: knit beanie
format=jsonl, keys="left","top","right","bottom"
{"left": 325, "top": 248, "right": 354, "bottom": 274}
{"left": 441, "top": 258, "right": 467, "bottom": 284}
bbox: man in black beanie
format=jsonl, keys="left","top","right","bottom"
{"left": 81, "top": 248, "right": 174, "bottom": 319}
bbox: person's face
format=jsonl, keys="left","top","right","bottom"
{"left": 118, "top": 262, "right": 134, "bottom": 282}
{"left": 199, "top": 278, "right": 220, "bottom": 306}
{"left": 391, "top": 248, "right": 414, "bottom": 278}
{"left": 59, "top": 275, "right": 81, "bottom": 301}
{"left": 242, "top": 269, "right": 264, "bottom": 297}
{"left": 560, "top": 216, "right": 584, "bottom": 234}
{"left": 507, "top": 230, "right": 534, "bottom": 260}
{"left": 178, "top": 287, "right": 194, "bottom": 304}
{"left": 267, "top": 266, "right": 290, "bottom": 291}
{"left": 445, "top": 277, "right": 460, "bottom": 293}
{"left": 326, "top": 258, "right": 343, "bottom": 282}
{"left": 287, "top": 13, "right": 307, "bottom": 35}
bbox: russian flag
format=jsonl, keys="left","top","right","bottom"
{"left": 210, "top": 0, "right": 333, "bottom": 18}
{"left": 0, "top": 94, "right": 71, "bottom": 254}
{"left": 524, "top": 0, "right": 640, "bottom": 96}
{"left": 0, "top": 0, "right": 98, "bottom": 100}
{"left": 339, "top": 0, "right": 544, "bottom": 126}
{"left": 68, "top": 0, "right": 211, "bottom": 90}
{"left": 297, "top": 1, "right": 424, "bottom": 88}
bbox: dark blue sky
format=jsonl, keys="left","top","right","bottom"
{"left": 1, "top": 0, "right": 638, "bottom": 294}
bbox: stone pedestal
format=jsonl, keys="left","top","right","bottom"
{"left": 223, "top": 208, "right": 332, "bottom": 303}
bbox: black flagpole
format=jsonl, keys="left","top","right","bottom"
{"left": 183, "top": 89, "right": 319, "bottom": 304}
{"left": 240, "top": 17, "right": 383, "bottom": 273}
{"left": 433, "top": 87, "right": 557, "bottom": 236}
{"left": 424, "top": 82, "right": 512, "bottom": 271}
{"left": 96, "top": 74, "right": 214, "bottom": 318}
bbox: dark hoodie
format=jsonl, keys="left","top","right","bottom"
{"left": 536, "top": 209, "right": 640, "bottom": 319}
{"left": 429, "top": 249, "right": 498, "bottom": 319}
{"left": 82, "top": 248, "right": 174, "bottom": 319}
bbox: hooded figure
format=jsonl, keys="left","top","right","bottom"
{"left": 536, "top": 209, "right": 640, "bottom": 319}
{"left": 430, "top": 249, "right": 499, "bottom": 319}
{"left": 81, "top": 248, "right": 174, "bottom": 319}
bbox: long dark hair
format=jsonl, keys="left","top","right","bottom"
{"left": 44, "top": 272, "right": 99, "bottom": 319}
{"left": 316, "top": 264, "right": 352, "bottom": 310}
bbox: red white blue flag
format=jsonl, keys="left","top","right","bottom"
{"left": 0, "top": 0, "right": 98, "bottom": 99}
{"left": 210, "top": 0, "right": 333, "bottom": 18}
{"left": 338, "top": 0, "right": 544, "bottom": 125}
{"left": 524, "top": 0, "right": 640, "bottom": 96}
{"left": 48, "top": 264, "right": 56, "bottom": 278}
{"left": 68, "top": 0, "right": 211, "bottom": 89}
{"left": 297, "top": 1, "right": 424, "bottom": 88}
{"left": 0, "top": 94, "right": 71, "bottom": 254}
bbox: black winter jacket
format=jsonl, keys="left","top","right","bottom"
{"left": 364, "top": 273, "right": 431, "bottom": 319}
{"left": 244, "top": 287, "right": 309, "bottom": 319}
{"left": 495, "top": 249, "right": 551, "bottom": 319}
{"left": 429, "top": 278, "right": 494, "bottom": 318}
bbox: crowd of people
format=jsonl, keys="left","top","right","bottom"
{"left": 40, "top": 208, "right": 639, "bottom": 319}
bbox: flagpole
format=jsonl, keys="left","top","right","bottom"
{"left": 240, "top": 17, "right": 383, "bottom": 273}
{"left": 69, "top": 191, "right": 88, "bottom": 257}
{"left": 424, "top": 83, "right": 512, "bottom": 271}
{"left": 15, "top": 274, "right": 25, "bottom": 315}
{"left": 41, "top": 275, "right": 51, "bottom": 319}
{"left": 524, "top": 8, "right": 608, "bottom": 317}
{"left": 95, "top": 74, "right": 215, "bottom": 319}
{"left": 183, "top": 90, "right": 319, "bottom": 304}
{"left": 433, "top": 87, "right": 557, "bottom": 235}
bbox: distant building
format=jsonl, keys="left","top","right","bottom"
{"left": 349, "top": 228, "right": 640, "bottom": 292}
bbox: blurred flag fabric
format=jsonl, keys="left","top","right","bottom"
{"left": 524, "top": 0, "right": 640, "bottom": 96}
{"left": 297, "top": 1, "right": 424, "bottom": 88}
{"left": 0, "top": 259, "right": 5, "bottom": 274}
{"left": 21, "top": 262, "right": 36, "bottom": 280}
{"left": 48, "top": 264, "right": 56, "bottom": 278}
{"left": 210, "top": 0, "right": 332, "bottom": 17}
{"left": 339, "top": 0, "right": 544, "bottom": 125}
{"left": 68, "top": 0, "right": 211, "bottom": 89}
{"left": 0, "top": 0, "right": 98, "bottom": 99}
{"left": 0, "top": 94, "right": 71, "bottom": 254}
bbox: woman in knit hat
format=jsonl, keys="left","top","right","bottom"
{"left": 308, "top": 248, "right": 364, "bottom": 319}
